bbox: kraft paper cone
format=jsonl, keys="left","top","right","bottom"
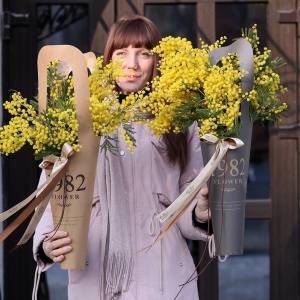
{"left": 38, "top": 45, "right": 100, "bottom": 269}
{"left": 203, "top": 38, "right": 254, "bottom": 257}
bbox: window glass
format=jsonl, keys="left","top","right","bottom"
{"left": 216, "top": 3, "right": 267, "bottom": 48}
{"left": 37, "top": 4, "right": 89, "bottom": 52}
{"left": 145, "top": 4, "right": 198, "bottom": 46}
{"left": 219, "top": 219, "right": 270, "bottom": 300}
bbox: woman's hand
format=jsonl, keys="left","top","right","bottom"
{"left": 195, "top": 187, "right": 211, "bottom": 223}
{"left": 42, "top": 231, "right": 72, "bottom": 263}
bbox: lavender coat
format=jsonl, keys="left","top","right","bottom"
{"left": 33, "top": 122, "right": 209, "bottom": 299}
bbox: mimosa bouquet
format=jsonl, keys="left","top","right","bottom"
{"left": 0, "top": 46, "right": 144, "bottom": 269}
{"left": 0, "top": 57, "right": 141, "bottom": 160}
{"left": 135, "top": 25, "right": 288, "bottom": 257}
{"left": 136, "top": 25, "right": 287, "bottom": 138}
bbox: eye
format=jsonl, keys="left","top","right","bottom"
{"left": 114, "top": 51, "right": 127, "bottom": 59}
{"left": 139, "top": 51, "right": 151, "bottom": 58}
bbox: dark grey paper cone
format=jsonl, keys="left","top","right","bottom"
{"left": 202, "top": 39, "right": 254, "bottom": 256}
{"left": 201, "top": 101, "right": 253, "bottom": 256}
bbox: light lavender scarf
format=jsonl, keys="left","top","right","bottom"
{"left": 97, "top": 145, "right": 132, "bottom": 299}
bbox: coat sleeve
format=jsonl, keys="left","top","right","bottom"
{"left": 32, "top": 170, "right": 56, "bottom": 272}
{"left": 176, "top": 122, "right": 210, "bottom": 241}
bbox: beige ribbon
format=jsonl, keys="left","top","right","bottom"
{"left": 156, "top": 134, "right": 244, "bottom": 234}
{"left": 0, "top": 143, "right": 74, "bottom": 245}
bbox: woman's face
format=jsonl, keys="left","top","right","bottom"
{"left": 112, "top": 45, "right": 154, "bottom": 95}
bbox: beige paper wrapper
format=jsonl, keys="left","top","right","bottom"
{"left": 38, "top": 45, "right": 100, "bottom": 269}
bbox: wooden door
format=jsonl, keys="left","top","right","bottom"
{"left": 269, "top": 0, "right": 299, "bottom": 299}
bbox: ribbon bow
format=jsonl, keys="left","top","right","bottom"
{"left": 0, "top": 143, "right": 74, "bottom": 247}
{"left": 155, "top": 134, "right": 244, "bottom": 239}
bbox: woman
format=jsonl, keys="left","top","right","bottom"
{"left": 33, "top": 14, "right": 210, "bottom": 300}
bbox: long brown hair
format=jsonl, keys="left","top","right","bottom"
{"left": 104, "top": 14, "right": 188, "bottom": 171}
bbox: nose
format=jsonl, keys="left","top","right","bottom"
{"left": 125, "top": 53, "right": 138, "bottom": 70}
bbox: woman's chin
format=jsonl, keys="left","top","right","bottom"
{"left": 118, "top": 82, "right": 145, "bottom": 94}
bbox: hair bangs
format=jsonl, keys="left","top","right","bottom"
{"left": 112, "top": 20, "right": 155, "bottom": 50}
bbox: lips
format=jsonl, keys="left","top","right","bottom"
{"left": 125, "top": 75, "right": 140, "bottom": 81}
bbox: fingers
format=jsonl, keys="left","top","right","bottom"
{"left": 42, "top": 231, "right": 72, "bottom": 263}
{"left": 197, "top": 187, "right": 209, "bottom": 211}
{"left": 195, "top": 187, "right": 211, "bottom": 222}
{"left": 200, "top": 186, "right": 209, "bottom": 197}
